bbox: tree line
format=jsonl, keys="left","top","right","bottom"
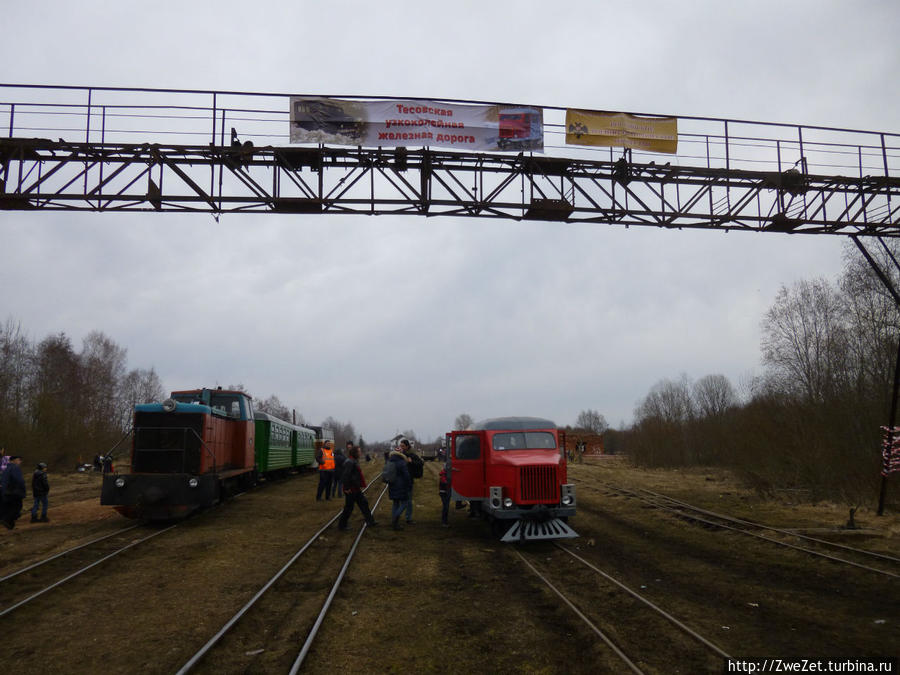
{"left": 0, "top": 321, "right": 166, "bottom": 468}
{"left": 624, "top": 241, "right": 900, "bottom": 505}
{"left": 0, "top": 323, "right": 361, "bottom": 469}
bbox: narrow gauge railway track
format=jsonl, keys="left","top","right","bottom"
{"left": 0, "top": 523, "right": 176, "bottom": 619}
{"left": 178, "top": 483, "right": 389, "bottom": 674}
{"left": 590, "top": 481, "right": 900, "bottom": 579}
{"left": 0, "top": 482, "right": 263, "bottom": 619}
{"left": 515, "top": 542, "right": 733, "bottom": 674}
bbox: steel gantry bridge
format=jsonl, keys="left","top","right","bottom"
{"left": 2, "top": 83, "right": 900, "bottom": 511}
{"left": 0, "top": 84, "right": 898, "bottom": 237}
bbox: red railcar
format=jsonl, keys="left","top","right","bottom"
{"left": 446, "top": 417, "right": 577, "bottom": 542}
{"left": 101, "top": 387, "right": 256, "bottom": 519}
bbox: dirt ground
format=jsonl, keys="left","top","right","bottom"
{"left": 1, "top": 459, "right": 898, "bottom": 674}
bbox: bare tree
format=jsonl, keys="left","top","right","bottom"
{"left": 840, "top": 241, "right": 900, "bottom": 398}
{"left": 692, "top": 374, "right": 737, "bottom": 418}
{"left": 575, "top": 409, "right": 609, "bottom": 434}
{"left": 453, "top": 413, "right": 473, "bottom": 430}
{"left": 118, "top": 367, "right": 165, "bottom": 430}
{"left": 322, "top": 416, "right": 357, "bottom": 449}
{"left": 761, "top": 279, "right": 849, "bottom": 403}
{"left": 0, "top": 317, "right": 32, "bottom": 423}
{"left": 256, "top": 394, "right": 291, "bottom": 421}
{"left": 634, "top": 375, "right": 694, "bottom": 424}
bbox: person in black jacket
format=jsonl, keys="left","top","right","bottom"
{"left": 439, "top": 463, "right": 451, "bottom": 527}
{"left": 387, "top": 448, "right": 412, "bottom": 531}
{"left": 1, "top": 455, "right": 26, "bottom": 530}
{"left": 400, "top": 439, "right": 423, "bottom": 525}
{"left": 331, "top": 445, "right": 348, "bottom": 498}
{"left": 337, "top": 446, "right": 376, "bottom": 530}
{"left": 30, "top": 462, "right": 50, "bottom": 523}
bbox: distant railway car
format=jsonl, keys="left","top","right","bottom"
{"left": 254, "top": 412, "right": 316, "bottom": 477}
{"left": 446, "top": 417, "right": 577, "bottom": 542}
{"left": 101, "top": 387, "right": 256, "bottom": 519}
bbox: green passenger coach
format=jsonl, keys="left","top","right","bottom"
{"left": 294, "top": 423, "right": 316, "bottom": 468}
{"left": 254, "top": 411, "right": 317, "bottom": 476}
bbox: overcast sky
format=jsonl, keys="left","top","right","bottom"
{"left": 1, "top": 1, "right": 898, "bottom": 442}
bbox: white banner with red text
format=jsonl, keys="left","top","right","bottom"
{"left": 289, "top": 97, "right": 543, "bottom": 152}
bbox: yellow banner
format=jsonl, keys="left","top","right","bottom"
{"left": 565, "top": 110, "right": 678, "bottom": 154}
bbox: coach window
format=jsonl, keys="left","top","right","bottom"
{"left": 455, "top": 435, "right": 481, "bottom": 460}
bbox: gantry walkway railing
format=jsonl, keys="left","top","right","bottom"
{"left": 0, "top": 84, "right": 897, "bottom": 236}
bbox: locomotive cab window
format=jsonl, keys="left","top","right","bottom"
{"left": 455, "top": 435, "right": 481, "bottom": 460}
{"left": 492, "top": 432, "right": 556, "bottom": 451}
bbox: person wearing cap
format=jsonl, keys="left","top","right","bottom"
{"left": 387, "top": 445, "right": 412, "bottom": 531}
{"left": 0, "top": 455, "right": 26, "bottom": 530}
{"left": 30, "top": 462, "right": 50, "bottom": 523}
{"left": 315, "top": 440, "right": 336, "bottom": 501}
{"left": 399, "top": 439, "right": 423, "bottom": 525}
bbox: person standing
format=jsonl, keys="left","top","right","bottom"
{"left": 337, "top": 446, "right": 376, "bottom": 530}
{"left": 439, "top": 462, "right": 451, "bottom": 527}
{"left": 387, "top": 446, "right": 412, "bottom": 531}
{"left": 399, "top": 439, "right": 423, "bottom": 525}
{"left": 1, "top": 455, "right": 26, "bottom": 530}
{"left": 332, "top": 444, "right": 348, "bottom": 498}
{"left": 30, "top": 462, "right": 50, "bottom": 523}
{"left": 316, "top": 440, "right": 335, "bottom": 501}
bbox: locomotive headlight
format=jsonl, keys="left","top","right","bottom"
{"left": 162, "top": 398, "right": 177, "bottom": 412}
{"left": 188, "top": 478, "right": 199, "bottom": 488}
{"left": 115, "top": 477, "right": 126, "bottom": 488}
{"left": 503, "top": 497, "right": 514, "bottom": 508}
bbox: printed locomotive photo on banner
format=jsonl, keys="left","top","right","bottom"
{"left": 289, "top": 97, "right": 543, "bottom": 152}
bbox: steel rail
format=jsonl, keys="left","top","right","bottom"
{"left": 514, "top": 549, "right": 646, "bottom": 675}
{"left": 0, "top": 525, "right": 176, "bottom": 618}
{"left": 632, "top": 486, "right": 900, "bottom": 566}
{"left": 289, "top": 485, "right": 389, "bottom": 674}
{"left": 553, "top": 542, "right": 734, "bottom": 661}
{"left": 0, "top": 523, "right": 140, "bottom": 583}
{"left": 0, "top": 470, "right": 271, "bottom": 615}
{"left": 176, "top": 481, "right": 387, "bottom": 674}
{"left": 600, "top": 483, "right": 899, "bottom": 579}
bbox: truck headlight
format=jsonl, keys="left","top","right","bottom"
{"left": 188, "top": 478, "right": 199, "bottom": 488}
{"left": 115, "top": 477, "right": 126, "bottom": 488}
{"left": 503, "top": 497, "right": 514, "bottom": 508}
{"left": 561, "top": 495, "right": 573, "bottom": 506}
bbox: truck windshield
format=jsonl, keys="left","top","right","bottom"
{"left": 492, "top": 432, "right": 556, "bottom": 451}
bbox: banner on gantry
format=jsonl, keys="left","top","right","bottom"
{"left": 289, "top": 97, "right": 543, "bottom": 152}
{"left": 565, "top": 109, "right": 678, "bottom": 154}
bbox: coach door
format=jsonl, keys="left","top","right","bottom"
{"left": 450, "top": 431, "right": 485, "bottom": 500}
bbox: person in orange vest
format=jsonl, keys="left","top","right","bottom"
{"left": 316, "top": 440, "right": 336, "bottom": 501}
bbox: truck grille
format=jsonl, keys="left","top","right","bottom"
{"left": 519, "top": 465, "right": 559, "bottom": 503}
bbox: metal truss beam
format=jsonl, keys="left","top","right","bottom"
{"left": 1, "top": 138, "right": 898, "bottom": 236}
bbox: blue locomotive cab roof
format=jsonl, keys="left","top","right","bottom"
{"left": 471, "top": 416, "right": 557, "bottom": 431}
